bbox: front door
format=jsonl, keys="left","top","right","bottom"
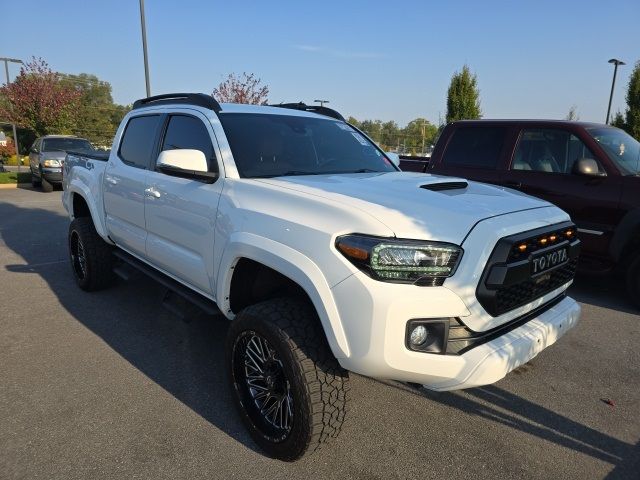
{"left": 501, "top": 128, "right": 623, "bottom": 257}
{"left": 144, "top": 113, "right": 223, "bottom": 296}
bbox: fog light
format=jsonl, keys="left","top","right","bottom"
{"left": 409, "top": 325, "right": 428, "bottom": 346}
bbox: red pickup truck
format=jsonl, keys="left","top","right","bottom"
{"left": 406, "top": 120, "right": 640, "bottom": 307}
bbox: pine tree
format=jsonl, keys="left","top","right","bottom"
{"left": 623, "top": 61, "right": 640, "bottom": 140}
{"left": 445, "top": 65, "right": 482, "bottom": 123}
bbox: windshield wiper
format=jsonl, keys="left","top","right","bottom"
{"left": 252, "top": 170, "right": 324, "bottom": 178}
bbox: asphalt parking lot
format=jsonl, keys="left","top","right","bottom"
{"left": 1, "top": 187, "right": 638, "bottom": 480}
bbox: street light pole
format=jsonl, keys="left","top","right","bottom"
{"left": 139, "top": 0, "right": 151, "bottom": 97}
{"left": 606, "top": 58, "right": 625, "bottom": 124}
{"left": 1, "top": 57, "right": 23, "bottom": 172}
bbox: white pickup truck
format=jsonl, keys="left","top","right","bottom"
{"left": 63, "top": 93, "right": 581, "bottom": 460}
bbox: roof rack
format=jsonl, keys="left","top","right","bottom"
{"left": 269, "top": 102, "right": 345, "bottom": 122}
{"left": 132, "top": 93, "right": 222, "bottom": 112}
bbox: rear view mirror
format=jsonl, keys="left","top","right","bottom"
{"left": 386, "top": 152, "right": 400, "bottom": 167}
{"left": 157, "top": 149, "right": 216, "bottom": 182}
{"left": 573, "top": 158, "right": 605, "bottom": 177}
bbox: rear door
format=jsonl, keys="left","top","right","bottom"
{"left": 502, "top": 127, "right": 623, "bottom": 256}
{"left": 103, "top": 114, "right": 163, "bottom": 257}
{"left": 428, "top": 125, "right": 510, "bottom": 184}
{"left": 144, "top": 112, "right": 223, "bottom": 296}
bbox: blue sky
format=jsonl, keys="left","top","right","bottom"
{"left": 1, "top": 0, "right": 638, "bottom": 126}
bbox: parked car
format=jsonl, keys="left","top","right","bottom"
{"left": 425, "top": 120, "right": 640, "bottom": 306}
{"left": 29, "top": 135, "right": 94, "bottom": 190}
{"left": 63, "top": 94, "right": 581, "bottom": 460}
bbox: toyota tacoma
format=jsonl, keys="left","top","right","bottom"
{"left": 62, "top": 93, "right": 581, "bottom": 461}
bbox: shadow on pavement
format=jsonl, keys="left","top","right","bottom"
{"left": 381, "top": 381, "right": 640, "bottom": 479}
{"left": 0, "top": 199, "right": 260, "bottom": 455}
{"left": 568, "top": 275, "right": 637, "bottom": 316}
{"left": 1, "top": 198, "right": 638, "bottom": 473}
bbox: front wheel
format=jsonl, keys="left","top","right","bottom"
{"left": 225, "top": 298, "right": 349, "bottom": 461}
{"left": 627, "top": 252, "right": 640, "bottom": 309}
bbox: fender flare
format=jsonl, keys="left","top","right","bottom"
{"left": 67, "top": 181, "right": 112, "bottom": 244}
{"left": 216, "top": 232, "right": 351, "bottom": 359}
{"left": 609, "top": 208, "right": 640, "bottom": 261}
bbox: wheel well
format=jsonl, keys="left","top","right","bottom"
{"left": 72, "top": 193, "right": 91, "bottom": 219}
{"left": 621, "top": 230, "right": 640, "bottom": 261}
{"left": 229, "top": 258, "right": 310, "bottom": 314}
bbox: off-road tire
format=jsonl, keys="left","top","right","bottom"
{"left": 627, "top": 252, "right": 640, "bottom": 309}
{"left": 68, "top": 217, "right": 115, "bottom": 291}
{"left": 225, "top": 297, "right": 349, "bottom": 461}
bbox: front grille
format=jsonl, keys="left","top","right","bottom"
{"left": 476, "top": 221, "right": 580, "bottom": 317}
{"left": 494, "top": 259, "right": 577, "bottom": 315}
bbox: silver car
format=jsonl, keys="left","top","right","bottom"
{"left": 29, "top": 135, "right": 94, "bottom": 190}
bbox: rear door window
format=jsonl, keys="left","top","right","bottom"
{"left": 161, "top": 115, "right": 217, "bottom": 172}
{"left": 441, "top": 127, "right": 506, "bottom": 168}
{"left": 118, "top": 115, "right": 162, "bottom": 169}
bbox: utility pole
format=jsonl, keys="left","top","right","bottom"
{"left": 314, "top": 99, "right": 329, "bottom": 107}
{"left": 139, "top": 0, "right": 151, "bottom": 97}
{"left": 421, "top": 119, "right": 426, "bottom": 156}
{"left": 606, "top": 58, "right": 625, "bottom": 124}
{"left": 1, "top": 57, "right": 23, "bottom": 172}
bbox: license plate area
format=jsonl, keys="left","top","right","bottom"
{"left": 531, "top": 246, "right": 569, "bottom": 276}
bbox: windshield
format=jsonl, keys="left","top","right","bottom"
{"left": 42, "top": 138, "right": 94, "bottom": 153}
{"left": 587, "top": 127, "right": 640, "bottom": 175}
{"left": 219, "top": 113, "right": 397, "bottom": 178}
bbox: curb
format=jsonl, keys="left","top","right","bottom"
{"left": 0, "top": 183, "right": 33, "bottom": 189}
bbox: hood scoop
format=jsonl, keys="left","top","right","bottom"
{"left": 421, "top": 181, "right": 468, "bottom": 192}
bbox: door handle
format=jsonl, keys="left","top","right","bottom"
{"left": 144, "top": 187, "right": 161, "bottom": 198}
{"left": 105, "top": 175, "right": 117, "bottom": 185}
{"left": 505, "top": 181, "right": 522, "bottom": 189}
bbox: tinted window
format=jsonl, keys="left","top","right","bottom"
{"left": 219, "top": 113, "right": 396, "bottom": 178}
{"left": 42, "top": 138, "right": 94, "bottom": 153}
{"left": 119, "top": 115, "right": 162, "bottom": 169}
{"left": 587, "top": 127, "right": 639, "bottom": 175}
{"left": 512, "top": 129, "right": 603, "bottom": 174}
{"left": 161, "top": 115, "right": 216, "bottom": 171}
{"left": 442, "top": 127, "right": 506, "bottom": 168}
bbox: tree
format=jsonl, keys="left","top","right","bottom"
{"left": 612, "top": 111, "right": 626, "bottom": 130}
{"left": 623, "top": 61, "right": 640, "bottom": 140}
{"left": 402, "top": 118, "right": 439, "bottom": 154}
{"left": 445, "top": 65, "right": 482, "bottom": 123}
{"left": 212, "top": 72, "right": 269, "bottom": 105}
{"left": 59, "top": 73, "right": 130, "bottom": 146}
{"left": 565, "top": 105, "right": 579, "bottom": 121}
{"left": 0, "top": 57, "right": 81, "bottom": 137}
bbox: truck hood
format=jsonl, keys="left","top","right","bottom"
{"left": 256, "top": 172, "right": 553, "bottom": 244}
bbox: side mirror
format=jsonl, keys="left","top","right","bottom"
{"left": 573, "top": 158, "right": 605, "bottom": 177}
{"left": 386, "top": 152, "right": 401, "bottom": 167}
{"left": 157, "top": 149, "right": 216, "bottom": 182}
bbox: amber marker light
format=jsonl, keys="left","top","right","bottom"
{"left": 517, "top": 244, "right": 527, "bottom": 253}
{"left": 337, "top": 243, "right": 369, "bottom": 261}
{"left": 549, "top": 234, "right": 557, "bottom": 242}
{"left": 539, "top": 237, "right": 548, "bottom": 246}
{"left": 565, "top": 229, "right": 575, "bottom": 238}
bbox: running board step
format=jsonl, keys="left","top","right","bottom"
{"left": 112, "top": 249, "right": 221, "bottom": 317}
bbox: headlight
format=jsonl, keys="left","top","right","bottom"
{"left": 43, "top": 159, "right": 61, "bottom": 167}
{"left": 335, "top": 234, "right": 462, "bottom": 285}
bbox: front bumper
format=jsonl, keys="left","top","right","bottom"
{"left": 331, "top": 271, "right": 580, "bottom": 391}
{"left": 42, "top": 168, "right": 62, "bottom": 184}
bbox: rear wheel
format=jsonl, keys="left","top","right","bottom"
{"left": 68, "top": 217, "right": 115, "bottom": 291}
{"left": 226, "top": 298, "right": 349, "bottom": 461}
{"left": 626, "top": 252, "right": 640, "bottom": 308}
